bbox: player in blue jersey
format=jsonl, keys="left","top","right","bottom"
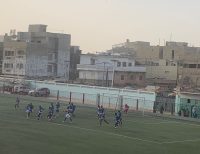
{"left": 37, "top": 105, "right": 44, "bottom": 120}
{"left": 71, "top": 103, "right": 76, "bottom": 117}
{"left": 15, "top": 96, "right": 20, "bottom": 109}
{"left": 98, "top": 105, "right": 109, "bottom": 126}
{"left": 26, "top": 103, "right": 34, "bottom": 119}
{"left": 63, "top": 109, "right": 72, "bottom": 122}
{"left": 67, "top": 102, "right": 76, "bottom": 116}
{"left": 47, "top": 106, "right": 54, "bottom": 121}
{"left": 114, "top": 110, "right": 122, "bottom": 128}
{"left": 50, "top": 102, "right": 55, "bottom": 116}
{"left": 97, "top": 105, "right": 101, "bottom": 118}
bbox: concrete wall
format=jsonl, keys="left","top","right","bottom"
{"left": 114, "top": 71, "right": 145, "bottom": 87}
{"left": 26, "top": 43, "right": 48, "bottom": 76}
{"left": 146, "top": 65, "right": 177, "bottom": 80}
{"left": 26, "top": 80, "right": 156, "bottom": 110}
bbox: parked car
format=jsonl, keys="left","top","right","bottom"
{"left": 13, "top": 85, "right": 30, "bottom": 94}
{"left": 28, "top": 88, "right": 50, "bottom": 97}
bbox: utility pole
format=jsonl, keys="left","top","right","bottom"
{"left": 111, "top": 59, "right": 118, "bottom": 87}
{"left": 102, "top": 62, "right": 106, "bottom": 87}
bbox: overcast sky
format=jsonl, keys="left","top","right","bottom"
{"left": 1, "top": 0, "right": 200, "bottom": 52}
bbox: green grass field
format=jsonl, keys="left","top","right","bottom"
{"left": 1, "top": 94, "right": 200, "bottom": 154}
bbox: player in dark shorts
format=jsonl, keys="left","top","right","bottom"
{"left": 37, "top": 105, "right": 44, "bottom": 120}
{"left": 98, "top": 106, "right": 109, "bottom": 126}
{"left": 15, "top": 96, "right": 20, "bottom": 109}
{"left": 114, "top": 110, "right": 122, "bottom": 128}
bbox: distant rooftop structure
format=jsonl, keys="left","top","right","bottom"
{"left": 28, "top": 24, "right": 47, "bottom": 33}
{"left": 166, "top": 41, "right": 188, "bottom": 47}
{"left": 0, "top": 35, "right": 4, "bottom": 42}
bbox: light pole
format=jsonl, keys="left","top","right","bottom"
{"left": 64, "top": 60, "right": 70, "bottom": 82}
{"left": 111, "top": 59, "right": 118, "bottom": 87}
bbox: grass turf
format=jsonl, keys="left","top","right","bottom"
{"left": 0, "top": 94, "right": 200, "bottom": 154}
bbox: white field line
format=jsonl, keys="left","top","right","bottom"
{"left": 161, "top": 138, "right": 200, "bottom": 144}
{"left": 50, "top": 122, "right": 161, "bottom": 144}
{"left": 1, "top": 117, "right": 200, "bottom": 145}
{"left": 0, "top": 118, "right": 160, "bottom": 144}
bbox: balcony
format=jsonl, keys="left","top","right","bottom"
{"left": 77, "top": 64, "right": 146, "bottom": 72}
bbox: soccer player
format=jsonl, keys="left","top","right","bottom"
{"left": 15, "top": 96, "right": 20, "bottom": 109}
{"left": 98, "top": 105, "right": 109, "bottom": 126}
{"left": 47, "top": 106, "right": 53, "bottom": 121}
{"left": 97, "top": 105, "right": 101, "bottom": 118}
{"left": 26, "top": 103, "right": 34, "bottom": 119}
{"left": 124, "top": 104, "right": 129, "bottom": 114}
{"left": 51, "top": 102, "right": 54, "bottom": 115}
{"left": 71, "top": 103, "right": 76, "bottom": 117}
{"left": 37, "top": 105, "right": 44, "bottom": 120}
{"left": 67, "top": 102, "right": 76, "bottom": 116}
{"left": 63, "top": 110, "right": 72, "bottom": 122}
{"left": 114, "top": 110, "right": 122, "bottom": 128}
{"left": 67, "top": 102, "right": 73, "bottom": 112}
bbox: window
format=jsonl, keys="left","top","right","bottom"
{"left": 139, "top": 75, "right": 143, "bottom": 80}
{"left": 128, "top": 63, "right": 132, "bottom": 67}
{"left": 20, "top": 64, "right": 23, "bottom": 69}
{"left": 48, "top": 54, "right": 53, "bottom": 61}
{"left": 123, "top": 62, "right": 126, "bottom": 67}
{"left": 47, "top": 65, "right": 53, "bottom": 73}
{"left": 183, "top": 64, "right": 189, "bottom": 68}
{"left": 5, "top": 50, "right": 14, "bottom": 56}
{"left": 117, "top": 62, "right": 121, "bottom": 67}
{"left": 17, "top": 50, "right": 25, "bottom": 55}
{"left": 189, "top": 64, "right": 197, "bottom": 68}
{"left": 130, "top": 75, "right": 134, "bottom": 80}
{"left": 172, "top": 50, "right": 174, "bottom": 59}
{"left": 16, "top": 63, "right": 23, "bottom": 69}
{"left": 121, "top": 75, "right": 124, "bottom": 80}
{"left": 4, "top": 63, "right": 13, "bottom": 69}
{"left": 90, "top": 58, "right": 95, "bottom": 65}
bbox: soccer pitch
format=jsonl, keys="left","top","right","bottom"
{"left": 1, "top": 94, "right": 200, "bottom": 154}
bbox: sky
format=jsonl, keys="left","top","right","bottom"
{"left": 0, "top": 0, "right": 200, "bottom": 52}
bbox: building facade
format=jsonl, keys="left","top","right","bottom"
{"left": 77, "top": 53, "right": 146, "bottom": 87}
{"left": 110, "top": 39, "right": 200, "bottom": 87}
{"left": 2, "top": 25, "right": 71, "bottom": 79}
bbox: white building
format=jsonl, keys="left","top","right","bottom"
{"left": 2, "top": 25, "right": 71, "bottom": 79}
{"left": 77, "top": 53, "right": 146, "bottom": 87}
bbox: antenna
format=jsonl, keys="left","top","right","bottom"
{"left": 170, "top": 33, "right": 172, "bottom": 42}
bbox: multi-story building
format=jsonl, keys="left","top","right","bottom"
{"left": 110, "top": 39, "right": 200, "bottom": 87}
{"left": 77, "top": 53, "right": 146, "bottom": 87}
{"left": 69, "top": 46, "right": 81, "bottom": 81}
{"left": 2, "top": 25, "right": 71, "bottom": 79}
